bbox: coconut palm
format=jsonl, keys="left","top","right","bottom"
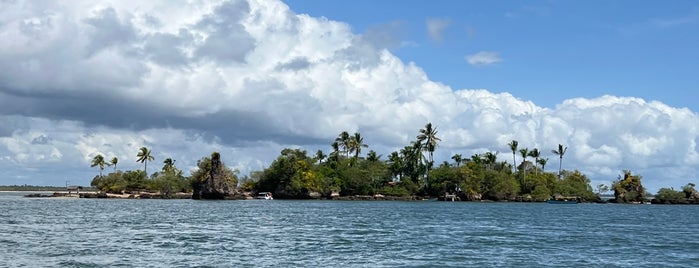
{"left": 110, "top": 157, "right": 118, "bottom": 172}
{"left": 551, "top": 144, "right": 568, "bottom": 179}
{"left": 350, "top": 132, "right": 368, "bottom": 158}
{"left": 508, "top": 140, "right": 518, "bottom": 173}
{"left": 162, "top": 158, "right": 176, "bottom": 173}
{"left": 335, "top": 131, "right": 351, "bottom": 158}
{"left": 366, "top": 150, "right": 380, "bottom": 162}
{"left": 528, "top": 148, "right": 541, "bottom": 174}
{"left": 451, "top": 153, "right": 463, "bottom": 167}
{"left": 417, "top": 123, "right": 440, "bottom": 187}
{"left": 315, "top": 150, "right": 326, "bottom": 164}
{"left": 417, "top": 123, "right": 440, "bottom": 164}
{"left": 537, "top": 158, "right": 548, "bottom": 171}
{"left": 484, "top": 151, "right": 498, "bottom": 170}
{"left": 91, "top": 154, "right": 107, "bottom": 177}
{"left": 136, "top": 146, "right": 155, "bottom": 176}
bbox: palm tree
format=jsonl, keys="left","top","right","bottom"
{"left": 91, "top": 154, "right": 107, "bottom": 177}
{"left": 484, "top": 151, "right": 498, "bottom": 170}
{"left": 551, "top": 144, "right": 568, "bottom": 179}
{"left": 519, "top": 148, "right": 528, "bottom": 189}
{"left": 110, "top": 157, "right": 118, "bottom": 172}
{"left": 508, "top": 140, "right": 518, "bottom": 173}
{"left": 417, "top": 123, "right": 440, "bottom": 188}
{"left": 451, "top": 153, "right": 463, "bottom": 167}
{"left": 366, "top": 150, "right": 380, "bottom": 162}
{"left": 136, "top": 146, "right": 154, "bottom": 176}
{"left": 537, "top": 158, "right": 548, "bottom": 171}
{"left": 387, "top": 151, "right": 404, "bottom": 181}
{"left": 417, "top": 123, "right": 441, "bottom": 164}
{"left": 528, "top": 148, "right": 541, "bottom": 174}
{"left": 162, "top": 158, "right": 176, "bottom": 173}
{"left": 335, "top": 131, "right": 351, "bottom": 158}
{"left": 350, "top": 132, "right": 368, "bottom": 158}
{"left": 315, "top": 150, "right": 326, "bottom": 164}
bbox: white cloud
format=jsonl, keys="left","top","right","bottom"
{"left": 425, "top": 18, "right": 451, "bottom": 42}
{"left": 466, "top": 51, "right": 502, "bottom": 66}
{"left": 0, "top": 0, "right": 697, "bottom": 192}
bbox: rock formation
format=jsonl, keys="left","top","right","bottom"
{"left": 192, "top": 152, "right": 238, "bottom": 200}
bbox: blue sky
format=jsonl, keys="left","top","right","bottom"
{"left": 1, "top": 0, "right": 698, "bottom": 192}
{"left": 285, "top": 0, "right": 699, "bottom": 109}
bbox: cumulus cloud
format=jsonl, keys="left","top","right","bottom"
{"left": 466, "top": 51, "right": 502, "bottom": 66}
{"left": 0, "top": 0, "right": 697, "bottom": 191}
{"left": 425, "top": 18, "right": 451, "bottom": 42}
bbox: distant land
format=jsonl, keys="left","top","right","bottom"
{"left": 0, "top": 185, "right": 96, "bottom": 192}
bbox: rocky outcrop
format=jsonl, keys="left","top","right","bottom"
{"left": 192, "top": 152, "right": 238, "bottom": 200}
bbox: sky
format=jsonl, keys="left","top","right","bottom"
{"left": 1, "top": 0, "right": 698, "bottom": 192}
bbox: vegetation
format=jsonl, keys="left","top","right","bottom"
{"left": 80, "top": 122, "right": 696, "bottom": 204}
{"left": 246, "top": 124, "right": 598, "bottom": 201}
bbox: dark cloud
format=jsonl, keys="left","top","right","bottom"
{"left": 276, "top": 57, "right": 311, "bottom": 71}
{"left": 84, "top": 7, "right": 137, "bottom": 55}
{"left": 31, "top": 134, "right": 52, "bottom": 145}
{"left": 144, "top": 30, "right": 192, "bottom": 66}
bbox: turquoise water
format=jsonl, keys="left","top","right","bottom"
{"left": 1, "top": 192, "right": 698, "bottom": 267}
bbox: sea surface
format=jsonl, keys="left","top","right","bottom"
{"left": 1, "top": 192, "right": 698, "bottom": 267}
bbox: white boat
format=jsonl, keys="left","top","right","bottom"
{"left": 255, "top": 192, "right": 273, "bottom": 200}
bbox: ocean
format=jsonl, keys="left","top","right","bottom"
{"left": 1, "top": 192, "right": 698, "bottom": 267}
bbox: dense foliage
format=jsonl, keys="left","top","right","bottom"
{"left": 90, "top": 148, "right": 237, "bottom": 196}
{"left": 81, "top": 124, "right": 699, "bottom": 203}
{"left": 248, "top": 124, "right": 597, "bottom": 201}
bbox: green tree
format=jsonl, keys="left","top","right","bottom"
{"left": 110, "top": 157, "right": 119, "bottom": 172}
{"left": 451, "top": 153, "right": 463, "bottom": 167}
{"left": 350, "top": 132, "right": 368, "bottom": 158}
{"left": 417, "top": 122, "right": 440, "bottom": 188}
{"left": 551, "top": 144, "right": 568, "bottom": 179}
{"left": 314, "top": 149, "right": 326, "bottom": 164}
{"left": 528, "top": 148, "right": 541, "bottom": 174}
{"left": 366, "top": 150, "right": 381, "bottom": 162}
{"left": 90, "top": 154, "right": 108, "bottom": 177}
{"left": 656, "top": 187, "right": 685, "bottom": 204}
{"left": 508, "top": 140, "right": 518, "bottom": 173}
{"left": 537, "top": 157, "right": 548, "bottom": 171}
{"left": 136, "top": 147, "right": 154, "bottom": 176}
{"left": 335, "top": 131, "right": 351, "bottom": 158}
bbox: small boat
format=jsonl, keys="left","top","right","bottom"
{"left": 546, "top": 199, "right": 579, "bottom": 204}
{"left": 255, "top": 192, "right": 273, "bottom": 200}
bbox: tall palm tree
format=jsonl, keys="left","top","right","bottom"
{"left": 335, "top": 131, "right": 351, "bottom": 158}
{"left": 136, "top": 146, "right": 154, "bottom": 176}
{"left": 519, "top": 148, "right": 529, "bottom": 189}
{"left": 551, "top": 144, "right": 568, "bottom": 179}
{"left": 110, "top": 157, "right": 118, "bottom": 172}
{"left": 417, "top": 123, "right": 440, "bottom": 164}
{"left": 528, "top": 148, "right": 541, "bottom": 175}
{"left": 451, "top": 153, "right": 463, "bottom": 167}
{"left": 417, "top": 123, "right": 440, "bottom": 187}
{"left": 537, "top": 158, "right": 548, "bottom": 171}
{"left": 350, "top": 132, "right": 368, "bottom": 158}
{"left": 508, "top": 140, "right": 518, "bottom": 173}
{"left": 91, "top": 154, "right": 107, "bottom": 177}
